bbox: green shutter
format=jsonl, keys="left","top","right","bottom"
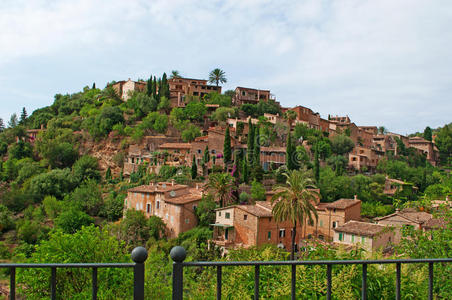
{"left": 267, "top": 231, "right": 271, "bottom": 240}
{"left": 339, "top": 233, "right": 343, "bottom": 241}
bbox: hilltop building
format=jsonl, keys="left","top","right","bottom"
{"left": 111, "top": 79, "right": 146, "bottom": 101}
{"left": 168, "top": 77, "right": 221, "bottom": 107}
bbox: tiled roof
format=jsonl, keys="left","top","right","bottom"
{"left": 237, "top": 205, "right": 273, "bottom": 217}
{"left": 128, "top": 183, "right": 187, "bottom": 193}
{"left": 423, "top": 218, "right": 448, "bottom": 230}
{"left": 235, "top": 86, "right": 270, "bottom": 92}
{"left": 375, "top": 210, "right": 432, "bottom": 224}
{"left": 165, "top": 193, "right": 202, "bottom": 205}
{"left": 326, "top": 199, "right": 361, "bottom": 209}
{"left": 334, "top": 221, "right": 387, "bottom": 237}
{"left": 159, "top": 143, "right": 191, "bottom": 149}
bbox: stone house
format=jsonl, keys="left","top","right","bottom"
{"left": 408, "top": 136, "right": 439, "bottom": 166}
{"left": 158, "top": 143, "right": 192, "bottom": 166}
{"left": 111, "top": 78, "right": 146, "bottom": 101}
{"left": 375, "top": 209, "right": 432, "bottom": 243}
{"left": 168, "top": 77, "right": 221, "bottom": 107}
{"left": 348, "top": 146, "right": 384, "bottom": 172}
{"left": 232, "top": 87, "right": 274, "bottom": 106}
{"left": 333, "top": 221, "right": 395, "bottom": 252}
{"left": 125, "top": 181, "right": 202, "bottom": 238}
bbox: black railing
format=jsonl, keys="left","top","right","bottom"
{"left": 1, "top": 246, "right": 148, "bottom": 300}
{"left": 170, "top": 246, "right": 452, "bottom": 300}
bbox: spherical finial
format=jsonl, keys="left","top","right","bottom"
{"left": 170, "top": 246, "right": 187, "bottom": 263}
{"left": 131, "top": 246, "right": 148, "bottom": 263}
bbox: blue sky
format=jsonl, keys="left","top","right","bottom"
{"left": 1, "top": 0, "right": 451, "bottom": 134}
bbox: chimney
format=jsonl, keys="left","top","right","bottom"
{"left": 196, "top": 183, "right": 199, "bottom": 190}
{"left": 354, "top": 195, "right": 357, "bottom": 201}
{"left": 395, "top": 208, "right": 400, "bottom": 213}
{"left": 171, "top": 179, "right": 175, "bottom": 186}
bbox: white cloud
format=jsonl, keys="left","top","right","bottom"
{"left": 0, "top": 0, "right": 451, "bottom": 132}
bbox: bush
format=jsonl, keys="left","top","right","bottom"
{"left": 68, "top": 180, "right": 103, "bottom": 216}
{"left": 28, "top": 168, "right": 75, "bottom": 202}
{"left": 42, "top": 196, "right": 62, "bottom": 219}
{"left": 55, "top": 208, "right": 94, "bottom": 234}
{"left": 101, "top": 193, "right": 125, "bottom": 221}
{"left": 72, "top": 155, "right": 101, "bottom": 183}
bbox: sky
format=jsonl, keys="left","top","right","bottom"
{"left": 1, "top": 0, "right": 451, "bottom": 134}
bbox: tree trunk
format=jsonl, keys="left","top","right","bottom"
{"left": 291, "top": 221, "right": 297, "bottom": 260}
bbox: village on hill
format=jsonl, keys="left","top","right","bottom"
{"left": 15, "top": 70, "right": 449, "bottom": 255}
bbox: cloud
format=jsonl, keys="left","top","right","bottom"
{"left": 0, "top": 0, "right": 451, "bottom": 132}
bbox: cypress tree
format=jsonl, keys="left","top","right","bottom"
{"left": 247, "top": 119, "right": 254, "bottom": 164}
{"left": 152, "top": 76, "right": 157, "bottom": 98}
{"left": 286, "top": 133, "right": 295, "bottom": 170}
{"left": 241, "top": 158, "right": 249, "bottom": 183}
{"left": 92, "top": 82, "right": 96, "bottom": 89}
{"left": 146, "top": 75, "right": 153, "bottom": 96}
{"left": 0, "top": 118, "right": 4, "bottom": 132}
{"left": 423, "top": 126, "right": 433, "bottom": 142}
{"left": 223, "top": 127, "right": 232, "bottom": 164}
{"left": 105, "top": 167, "right": 112, "bottom": 181}
{"left": 253, "top": 126, "right": 260, "bottom": 167}
{"left": 20, "top": 107, "right": 27, "bottom": 124}
{"left": 191, "top": 155, "right": 197, "bottom": 179}
{"left": 314, "top": 143, "right": 320, "bottom": 183}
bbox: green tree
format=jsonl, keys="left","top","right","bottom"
{"left": 286, "top": 133, "right": 296, "bottom": 170}
{"left": 181, "top": 124, "right": 201, "bottom": 142}
{"left": 331, "top": 134, "right": 355, "bottom": 155}
{"left": 423, "top": 126, "right": 433, "bottom": 141}
{"left": 191, "top": 155, "right": 197, "bottom": 179}
{"left": 314, "top": 143, "right": 320, "bottom": 183}
{"left": 68, "top": 180, "right": 103, "bottom": 216}
{"left": 105, "top": 167, "right": 112, "bottom": 181}
{"left": 20, "top": 107, "right": 28, "bottom": 124}
{"left": 185, "top": 101, "right": 207, "bottom": 121}
{"left": 43, "top": 196, "right": 62, "bottom": 219}
{"left": 0, "top": 118, "right": 5, "bottom": 132}
{"left": 284, "top": 110, "right": 297, "bottom": 130}
{"left": 29, "top": 168, "right": 75, "bottom": 202}
{"left": 0, "top": 204, "right": 14, "bottom": 232}
{"left": 121, "top": 209, "right": 150, "bottom": 247}
{"left": 247, "top": 119, "right": 254, "bottom": 164}
{"left": 148, "top": 216, "right": 166, "bottom": 240}
{"left": 100, "top": 193, "right": 125, "bottom": 221}
{"left": 223, "top": 126, "right": 232, "bottom": 164}
{"left": 206, "top": 172, "right": 235, "bottom": 207}
{"left": 435, "top": 124, "right": 452, "bottom": 165}
{"left": 208, "top": 68, "right": 227, "bottom": 86}
{"left": 72, "top": 155, "right": 101, "bottom": 183}
{"left": 251, "top": 179, "right": 266, "bottom": 201}
{"left": 46, "top": 142, "right": 78, "bottom": 169}
{"left": 195, "top": 195, "right": 217, "bottom": 226}
{"left": 8, "top": 113, "right": 18, "bottom": 128}
{"left": 211, "top": 107, "right": 236, "bottom": 122}
{"left": 55, "top": 207, "right": 93, "bottom": 234}
{"left": 271, "top": 169, "right": 319, "bottom": 259}
{"left": 9, "top": 141, "right": 33, "bottom": 160}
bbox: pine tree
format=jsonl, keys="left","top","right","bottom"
{"left": 0, "top": 118, "right": 4, "bottom": 132}
{"left": 92, "top": 82, "right": 96, "bottom": 89}
{"left": 286, "top": 133, "right": 296, "bottom": 170}
{"left": 20, "top": 107, "right": 27, "bottom": 124}
{"left": 247, "top": 119, "right": 254, "bottom": 164}
{"left": 423, "top": 126, "right": 433, "bottom": 142}
{"left": 8, "top": 113, "right": 18, "bottom": 128}
{"left": 191, "top": 155, "right": 197, "bottom": 179}
{"left": 223, "top": 127, "right": 232, "bottom": 164}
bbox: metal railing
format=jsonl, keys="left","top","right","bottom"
{"left": 170, "top": 246, "right": 452, "bottom": 300}
{"left": 1, "top": 246, "right": 148, "bottom": 300}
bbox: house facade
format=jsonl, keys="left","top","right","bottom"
{"left": 168, "top": 77, "right": 221, "bottom": 107}
{"left": 125, "top": 182, "right": 202, "bottom": 238}
{"left": 111, "top": 79, "right": 146, "bottom": 101}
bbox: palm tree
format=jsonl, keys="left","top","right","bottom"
{"left": 271, "top": 169, "right": 319, "bottom": 260}
{"left": 208, "top": 68, "right": 227, "bottom": 86}
{"left": 206, "top": 172, "right": 235, "bottom": 207}
{"left": 170, "top": 70, "right": 181, "bottom": 79}
{"left": 284, "top": 110, "right": 297, "bottom": 131}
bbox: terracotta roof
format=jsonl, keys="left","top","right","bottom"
{"left": 128, "top": 183, "right": 187, "bottom": 193}
{"left": 316, "top": 203, "right": 329, "bottom": 211}
{"left": 375, "top": 210, "right": 432, "bottom": 224}
{"left": 334, "top": 221, "right": 387, "bottom": 237}
{"left": 261, "top": 146, "right": 286, "bottom": 152}
{"left": 423, "top": 218, "right": 448, "bottom": 230}
{"left": 165, "top": 193, "right": 202, "bottom": 205}
{"left": 159, "top": 143, "right": 191, "bottom": 149}
{"left": 326, "top": 199, "right": 361, "bottom": 209}
{"left": 237, "top": 205, "right": 273, "bottom": 217}
{"left": 409, "top": 137, "right": 430, "bottom": 143}
{"left": 235, "top": 86, "right": 270, "bottom": 92}
{"left": 194, "top": 136, "right": 208, "bottom": 142}
{"left": 255, "top": 201, "right": 274, "bottom": 211}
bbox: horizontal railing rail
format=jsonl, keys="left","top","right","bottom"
{"left": 169, "top": 246, "right": 452, "bottom": 300}
{"left": 1, "top": 246, "right": 148, "bottom": 300}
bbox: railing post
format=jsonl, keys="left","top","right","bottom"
{"left": 131, "top": 246, "right": 148, "bottom": 300}
{"left": 9, "top": 267, "right": 15, "bottom": 300}
{"left": 170, "top": 246, "right": 187, "bottom": 300}
{"left": 362, "top": 263, "right": 367, "bottom": 300}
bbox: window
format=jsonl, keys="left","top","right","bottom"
{"left": 351, "top": 235, "right": 355, "bottom": 243}
{"left": 267, "top": 231, "right": 271, "bottom": 240}
{"left": 307, "top": 234, "right": 312, "bottom": 239}
{"left": 197, "top": 149, "right": 202, "bottom": 154}
{"left": 146, "top": 204, "right": 151, "bottom": 213}
{"left": 193, "top": 205, "right": 197, "bottom": 211}
{"left": 361, "top": 237, "right": 365, "bottom": 243}
{"left": 225, "top": 212, "right": 230, "bottom": 219}
{"left": 211, "top": 149, "right": 216, "bottom": 154}
{"left": 319, "top": 220, "right": 323, "bottom": 227}
{"left": 218, "top": 212, "right": 221, "bottom": 217}
{"left": 279, "top": 229, "right": 285, "bottom": 238}
{"left": 319, "top": 235, "right": 324, "bottom": 240}
{"left": 338, "top": 233, "right": 343, "bottom": 241}
{"left": 156, "top": 201, "right": 160, "bottom": 209}
{"left": 170, "top": 216, "right": 174, "bottom": 223}
{"left": 185, "top": 218, "right": 190, "bottom": 224}
{"left": 332, "top": 221, "right": 338, "bottom": 228}
{"left": 244, "top": 214, "right": 248, "bottom": 220}
{"left": 136, "top": 203, "right": 139, "bottom": 210}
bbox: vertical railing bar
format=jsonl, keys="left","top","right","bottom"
{"left": 254, "top": 265, "right": 260, "bottom": 300}
{"left": 326, "top": 264, "right": 332, "bottom": 300}
{"left": 361, "top": 264, "right": 367, "bottom": 300}
{"left": 92, "top": 267, "right": 98, "bottom": 300}
{"left": 291, "top": 264, "right": 296, "bottom": 300}
{"left": 9, "top": 267, "right": 15, "bottom": 300}
{"left": 172, "top": 263, "right": 183, "bottom": 300}
{"left": 51, "top": 267, "right": 57, "bottom": 300}
{"left": 396, "top": 263, "right": 401, "bottom": 300}
{"left": 216, "top": 265, "right": 222, "bottom": 300}
{"left": 428, "top": 262, "right": 433, "bottom": 300}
